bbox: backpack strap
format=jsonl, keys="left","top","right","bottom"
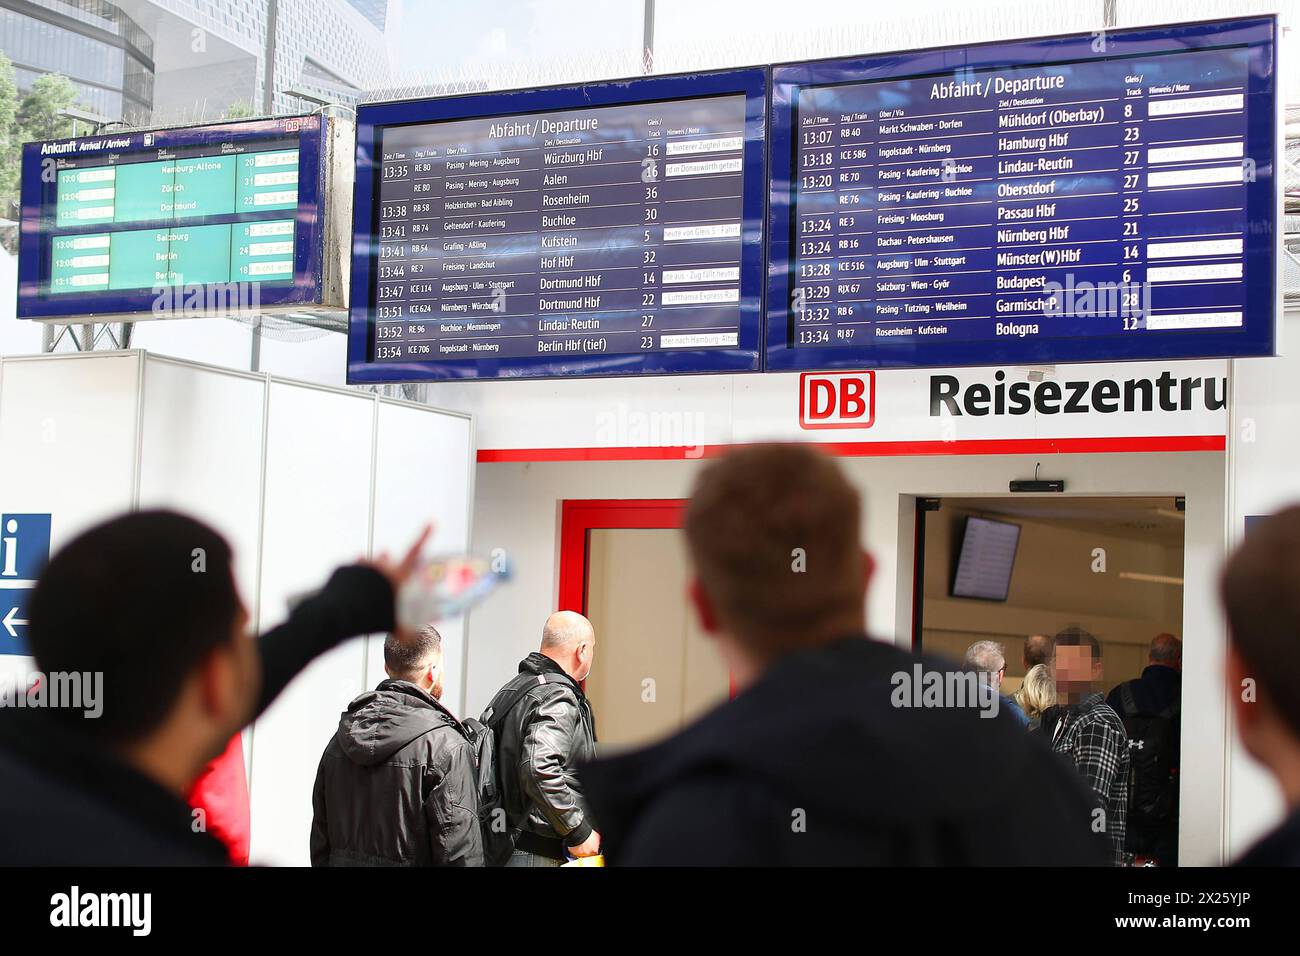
{"left": 1158, "top": 694, "right": 1181, "bottom": 721}
{"left": 1119, "top": 681, "right": 1139, "bottom": 718}
{"left": 482, "top": 673, "right": 547, "bottom": 729}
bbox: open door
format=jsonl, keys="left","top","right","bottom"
{"left": 558, "top": 499, "right": 731, "bottom": 754}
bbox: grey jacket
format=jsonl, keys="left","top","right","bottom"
{"left": 482, "top": 652, "right": 597, "bottom": 854}
{"left": 311, "top": 679, "right": 483, "bottom": 866}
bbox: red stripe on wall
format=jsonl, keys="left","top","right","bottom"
{"left": 477, "top": 434, "right": 1225, "bottom": 463}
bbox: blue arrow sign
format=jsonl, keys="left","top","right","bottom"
{"left": 0, "top": 585, "right": 32, "bottom": 656}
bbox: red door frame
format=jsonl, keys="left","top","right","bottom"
{"left": 558, "top": 498, "right": 737, "bottom": 698}
{"left": 558, "top": 498, "right": 687, "bottom": 613}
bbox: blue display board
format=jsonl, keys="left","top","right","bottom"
{"left": 347, "top": 68, "right": 768, "bottom": 382}
{"left": 17, "top": 115, "right": 326, "bottom": 320}
{"left": 767, "top": 16, "right": 1278, "bottom": 371}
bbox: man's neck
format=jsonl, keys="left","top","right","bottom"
{"left": 731, "top": 619, "right": 865, "bottom": 691}
{"left": 537, "top": 648, "right": 578, "bottom": 681}
{"left": 117, "top": 735, "right": 205, "bottom": 798}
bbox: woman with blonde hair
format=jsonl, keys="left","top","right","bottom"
{"left": 1015, "top": 663, "right": 1056, "bottom": 731}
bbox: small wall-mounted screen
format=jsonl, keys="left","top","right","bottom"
{"left": 952, "top": 516, "right": 1022, "bottom": 601}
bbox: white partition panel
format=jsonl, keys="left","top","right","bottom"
{"left": 137, "top": 358, "right": 266, "bottom": 619}
{"left": 367, "top": 401, "right": 475, "bottom": 717}
{"left": 0, "top": 353, "right": 142, "bottom": 541}
{"left": 0, "top": 351, "right": 477, "bottom": 865}
{"left": 248, "top": 380, "right": 376, "bottom": 866}
{"left": 0, "top": 352, "right": 143, "bottom": 682}
{"left": 137, "top": 358, "right": 269, "bottom": 785}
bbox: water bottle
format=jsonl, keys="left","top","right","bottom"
{"left": 395, "top": 551, "right": 511, "bottom": 630}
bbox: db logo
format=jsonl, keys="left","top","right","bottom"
{"left": 799, "top": 371, "right": 875, "bottom": 429}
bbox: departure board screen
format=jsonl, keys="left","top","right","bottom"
{"left": 18, "top": 115, "right": 325, "bottom": 319}
{"left": 347, "top": 69, "right": 767, "bottom": 382}
{"left": 767, "top": 16, "right": 1278, "bottom": 370}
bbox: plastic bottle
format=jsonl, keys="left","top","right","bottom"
{"left": 395, "top": 552, "right": 511, "bottom": 629}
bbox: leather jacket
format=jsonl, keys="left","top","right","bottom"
{"left": 482, "top": 652, "right": 596, "bottom": 855}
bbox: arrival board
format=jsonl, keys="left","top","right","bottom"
{"left": 348, "top": 69, "right": 767, "bottom": 382}
{"left": 18, "top": 115, "right": 324, "bottom": 319}
{"left": 766, "top": 16, "right": 1278, "bottom": 370}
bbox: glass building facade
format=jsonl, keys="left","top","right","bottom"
{"left": 0, "top": 0, "right": 154, "bottom": 125}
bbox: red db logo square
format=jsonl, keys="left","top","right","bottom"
{"left": 799, "top": 371, "right": 875, "bottom": 430}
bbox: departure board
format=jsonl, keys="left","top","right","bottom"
{"left": 347, "top": 69, "right": 767, "bottom": 382}
{"left": 767, "top": 16, "right": 1278, "bottom": 370}
{"left": 18, "top": 115, "right": 325, "bottom": 319}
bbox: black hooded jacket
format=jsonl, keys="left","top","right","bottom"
{"left": 311, "top": 679, "right": 483, "bottom": 866}
{"left": 581, "top": 636, "right": 1110, "bottom": 866}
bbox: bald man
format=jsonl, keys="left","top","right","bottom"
{"left": 479, "top": 611, "right": 599, "bottom": 866}
{"left": 1024, "top": 633, "right": 1053, "bottom": 671}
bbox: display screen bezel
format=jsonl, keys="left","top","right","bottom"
{"left": 16, "top": 114, "right": 326, "bottom": 320}
{"left": 346, "top": 67, "right": 769, "bottom": 384}
{"left": 765, "top": 15, "right": 1279, "bottom": 372}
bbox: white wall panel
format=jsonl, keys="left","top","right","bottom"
{"left": 137, "top": 358, "right": 266, "bottom": 617}
{"left": 367, "top": 402, "right": 475, "bottom": 716}
{"left": 1223, "top": 317, "right": 1300, "bottom": 858}
{"left": 0, "top": 352, "right": 143, "bottom": 684}
{"left": 0, "top": 353, "right": 477, "bottom": 865}
{"left": 0, "top": 353, "right": 142, "bottom": 543}
{"left": 247, "top": 381, "right": 375, "bottom": 866}
{"left": 138, "top": 358, "right": 269, "bottom": 786}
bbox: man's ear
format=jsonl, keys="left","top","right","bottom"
{"left": 196, "top": 642, "right": 241, "bottom": 725}
{"left": 862, "top": 549, "right": 876, "bottom": 590}
{"left": 688, "top": 577, "right": 720, "bottom": 634}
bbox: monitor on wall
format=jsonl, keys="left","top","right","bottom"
{"left": 952, "top": 516, "right": 1022, "bottom": 601}
{"left": 17, "top": 115, "right": 337, "bottom": 322}
{"left": 766, "top": 15, "right": 1279, "bottom": 372}
{"left": 347, "top": 67, "right": 768, "bottom": 382}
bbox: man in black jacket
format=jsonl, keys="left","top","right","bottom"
{"left": 580, "top": 444, "right": 1108, "bottom": 866}
{"left": 1106, "top": 632, "right": 1181, "bottom": 866}
{"left": 311, "top": 625, "right": 482, "bottom": 865}
{"left": 482, "top": 611, "right": 599, "bottom": 866}
{"left": 0, "top": 510, "right": 426, "bottom": 865}
{"left": 1221, "top": 506, "right": 1300, "bottom": 866}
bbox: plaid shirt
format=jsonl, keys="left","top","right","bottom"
{"left": 1052, "top": 692, "right": 1131, "bottom": 865}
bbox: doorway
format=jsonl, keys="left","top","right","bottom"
{"left": 914, "top": 496, "right": 1185, "bottom": 688}
{"left": 913, "top": 494, "right": 1186, "bottom": 865}
{"left": 558, "top": 499, "right": 731, "bottom": 754}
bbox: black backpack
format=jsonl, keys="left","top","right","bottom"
{"left": 1117, "top": 682, "right": 1180, "bottom": 827}
{"left": 463, "top": 674, "right": 546, "bottom": 866}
